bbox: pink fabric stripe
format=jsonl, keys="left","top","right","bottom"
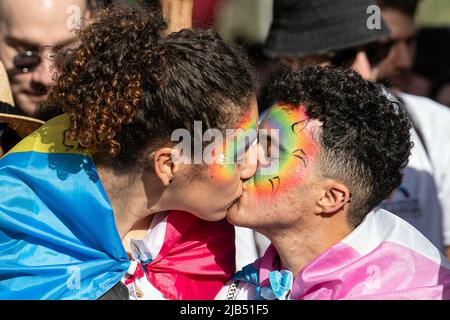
{"left": 144, "top": 211, "right": 235, "bottom": 300}
{"left": 289, "top": 241, "right": 450, "bottom": 300}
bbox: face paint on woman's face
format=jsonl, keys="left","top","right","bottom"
{"left": 208, "top": 109, "right": 258, "bottom": 181}
{"left": 246, "top": 104, "right": 319, "bottom": 199}
{"left": 172, "top": 102, "right": 259, "bottom": 222}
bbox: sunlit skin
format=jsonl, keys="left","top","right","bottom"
{"left": 178, "top": 103, "right": 260, "bottom": 223}
{"left": 245, "top": 104, "right": 319, "bottom": 197}
{"left": 97, "top": 101, "right": 259, "bottom": 252}
{"left": 227, "top": 103, "right": 352, "bottom": 275}
{"left": 208, "top": 110, "right": 258, "bottom": 181}
{"left": 227, "top": 104, "right": 321, "bottom": 229}
{"left": 377, "top": 8, "right": 417, "bottom": 90}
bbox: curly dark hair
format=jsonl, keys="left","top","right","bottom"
{"left": 378, "top": 0, "right": 421, "bottom": 17}
{"left": 47, "top": 5, "right": 255, "bottom": 170}
{"left": 267, "top": 66, "right": 412, "bottom": 228}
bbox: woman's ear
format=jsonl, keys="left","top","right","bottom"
{"left": 152, "top": 147, "right": 181, "bottom": 186}
{"left": 317, "top": 180, "right": 350, "bottom": 216}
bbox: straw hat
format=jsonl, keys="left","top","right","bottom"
{"left": 0, "top": 61, "right": 14, "bottom": 106}
{"left": 0, "top": 61, "right": 44, "bottom": 138}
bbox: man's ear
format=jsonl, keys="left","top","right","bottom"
{"left": 152, "top": 147, "right": 181, "bottom": 186}
{"left": 317, "top": 181, "right": 350, "bottom": 215}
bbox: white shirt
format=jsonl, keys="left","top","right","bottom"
{"left": 121, "top": 213, "right": 169, "bottom": 300}
{"left": 379, "top": 93, "right": 450, "bottom": 251}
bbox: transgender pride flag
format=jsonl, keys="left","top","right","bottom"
{"left": 220, "top": 208, "right": 450, "bottom": 300}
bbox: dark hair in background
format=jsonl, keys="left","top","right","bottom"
{"left": 88, "top": 0, "right": 156, "bottom": 11}
{"left": 267, "top": 66, "right": 412, "bottom": 228}
{"left": 47, "top": 4, "right": 255, "bottom": 171}
{"left": 0, "top": 102, "right": 22, "bottom": 153}
{"left": 378, "top": 0, "right": 421, "bottom": 17}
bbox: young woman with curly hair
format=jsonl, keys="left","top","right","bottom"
{"left": 0, "top": 5, "right": 258, "bottom": 300}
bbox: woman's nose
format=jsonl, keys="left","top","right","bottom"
{"left": 239, "top": 143, "right": 258, "bottom": 180}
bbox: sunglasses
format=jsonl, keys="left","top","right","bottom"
{"left": 12, "top": 46, "right": 56, "bottom": 73}
{"left": 327, "top": 40, "right": 395, "bottom": 68}
{"left": 330, "top": 34, "right": 418, "bottom": 69}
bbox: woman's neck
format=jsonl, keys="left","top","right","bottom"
{"left": 96, "top": 163, "right": 164, "bottom": 240}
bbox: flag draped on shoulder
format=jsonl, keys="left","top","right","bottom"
{"left": 0, "top": 114, "right": 130, "bottom": 299}
{"left": 0, "top": 114, "right": 236, "bottom": 300}
{"left": 221, "top": 209, "right": 450, "bottom": 300}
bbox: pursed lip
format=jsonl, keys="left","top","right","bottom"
{"left": 226, "top": 182, "right": 245, "bottom": 211}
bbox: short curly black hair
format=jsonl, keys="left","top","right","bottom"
{"left": 267, "top": 66, "right": 412, "bottom": 227}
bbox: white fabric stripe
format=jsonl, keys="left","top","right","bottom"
{"left": 342, "top": 208, "right": 450, "bottom": 267}
{"left": 142, "top": 212, "right": 168, "bottom": 260}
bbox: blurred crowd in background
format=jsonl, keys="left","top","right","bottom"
{"left": 204, "top": 0, "right": 450, "bottom": 109}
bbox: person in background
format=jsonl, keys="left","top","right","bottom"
{"left": 0, "top": 0, "right": 92, "bottom": 119}
{"left": 1, "top": 61, "right": 44, "bottom": 157}
{"left": 376, "top": 0, "right": 419, "bottom": 92}
{"left": 377, "top": 0, "right": 450, "bottom": 259}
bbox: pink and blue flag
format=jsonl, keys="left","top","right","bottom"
{"left": 220, "top": 208, "right": 450, "bottom": 300}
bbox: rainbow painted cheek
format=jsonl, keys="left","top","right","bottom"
{"left": 208, "top": 115, "right": 258, "bottom": 181}
{"left": 248, "top": 104, "right": 319, "bottom": 196}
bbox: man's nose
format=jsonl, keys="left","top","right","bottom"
{"left": 393, "top": 41, "right": 413, "bottom": 71}
{"left": 351, "top": 51, "right": 374, "bottom": 81}
{"left": 31, "top": 55, "right": 55, "bottom": 87}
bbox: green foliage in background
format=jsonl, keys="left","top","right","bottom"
{"left": 417, "top": 0, "right": 450, "bottom": 26}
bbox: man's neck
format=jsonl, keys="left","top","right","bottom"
{"left": 265, "top": 218, "right": 352, "bottom": 277}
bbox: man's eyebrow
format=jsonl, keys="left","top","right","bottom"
{"left": 52, "top": 38, "right": 78, "bottom": 51}
{"left": 5, "top": 36, "right": 77, "bottom": 51}
{"left": 4, "top": 36, "right": 40, "bottom": 49}
{"left": 291, "top": 118, "right": 310, "bottom": 134}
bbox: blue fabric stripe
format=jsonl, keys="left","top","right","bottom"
{"left": 0, "top": 151, "right": 130, "bottom": 299}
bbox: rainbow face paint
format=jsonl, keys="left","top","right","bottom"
{"left": 246, "top": 103, "right": 319, "bottom": 197}
{"left": 208, "top": 107, "right": 258, "bottom": 182}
